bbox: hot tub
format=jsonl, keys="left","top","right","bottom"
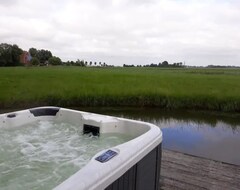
{"left": 0, "top": 107, "right": 162, "bottom": 190}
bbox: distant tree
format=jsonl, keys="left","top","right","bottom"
{"left": 123, "top": 64, "right": 135, "bottom": 67}
{"left": 29, "top": 48, "right": 52, "bottom": 63}
{"left": 0, "top": 43, "right": 12, "bottom": 66}
{"left": 75, "top": 59, "right": 80, "bottom": 66}
{"left": 37, "top": 49, "right": 52, "bottom": 63}
{"left": 76, "top": 59, "right": 85, "bottom": 66}
{"left": 0, "top": 46, "right": 5, "bottom": 66}
{"left": 89, "top": 61, "right": 92, "bottom": 66}
{"left": 0, "top": 43, "right": 22, "bottom": 66}
{"left": 30, "top": 57, "right": 40, "bottom": 66}
{"left": 85, "top": 61, "right": 88, "bottom": 66}
{"left": 29, "top": 48, "right": 38, "bottom": 57}
{"left": 162, "top": 61, "right": 169, "bottom": 67}
{"left": 0, "top": 44, "right": 8, "bottom": 66}
{"left": 94, "top": 62, "right": 97, "bottom": 66}
{"left": 48, "top": 56, "right": 62, "bottom": 65}
{"left": 80, "top": 60, "right": 85, "bottom": 66}
{"left": 150, "top": 63, "right": 158, "bottom": 67}
{"left": 12, "top": 44, "right": 23, "bottom": 65}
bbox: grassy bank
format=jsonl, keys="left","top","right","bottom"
{"left": 0, "top": 67, "right": 240, "bottom": 112}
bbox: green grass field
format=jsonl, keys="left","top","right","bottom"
{"left": 0, "top": 67, "right": 240, "bottom": 112}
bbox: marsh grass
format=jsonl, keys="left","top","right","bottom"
{"left": 0, "top": 67, "right": 240, "bottom": 112}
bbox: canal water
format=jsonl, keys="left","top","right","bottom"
{"left": 81, "top": 107, "right": 240, "bottom": 165}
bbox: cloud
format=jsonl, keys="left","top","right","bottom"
{"left": 0, "top": 0, "right": 240, "bottom": 66}
{"left": 0, "top": 0, "right": 19, "bottom": 7}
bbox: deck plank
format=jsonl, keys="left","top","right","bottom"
{"left": 160, "top": 149, "right": 240, "bottom": 190}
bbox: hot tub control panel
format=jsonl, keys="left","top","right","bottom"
{"left": 95, "top": 150, "right": 118, "bottom": 163}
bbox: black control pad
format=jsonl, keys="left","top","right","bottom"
{"left": 95, "top": 150, "right": 118, "bottom": 163}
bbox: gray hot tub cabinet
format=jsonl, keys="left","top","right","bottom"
{"left": 105, "top": 144, "right": 161, "bottom": 190}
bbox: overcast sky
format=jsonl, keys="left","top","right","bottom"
{"left": 0, "top": 0, "right": 240, "bottom": 66}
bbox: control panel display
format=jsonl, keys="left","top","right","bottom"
{"left": 95, "top": 150, "right": 118, "bottom": 163}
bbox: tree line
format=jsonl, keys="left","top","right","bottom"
{"left": 64, "top": 60, "right": 111, "bottom": 67}
{"left": 29, "top": 47, "right": 58, "bottom": 65}
{"left": 123, "top": 61, "right": 184, "bottom": 68}
{"left": 0, "top": 43, "right": 111, "bottom": 67}
{"left": 0, "top": 43, "right": 62, "bottom": 66}
{"left": 1, "top": 43, "right": 183, "bottom": 68}
{"left": 26, "top": 47, "right": 62, "bottom": 66}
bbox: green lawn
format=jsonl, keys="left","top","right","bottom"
{"left": 0, "top": 66, "right": 240, "bottom": 112}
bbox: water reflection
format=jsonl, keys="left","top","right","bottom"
{"left": 80, "top": 107, "right": 240, "bottom": 165}
{"left": 161, "top": 119, "right": 240, "bottom": 165}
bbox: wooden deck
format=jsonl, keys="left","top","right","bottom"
{"left": 160, "top": 149, "right": 240, "bottom": 190}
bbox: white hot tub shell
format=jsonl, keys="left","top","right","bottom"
{"left": 0, "top": 107, "right": 162, "bottom": 190}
